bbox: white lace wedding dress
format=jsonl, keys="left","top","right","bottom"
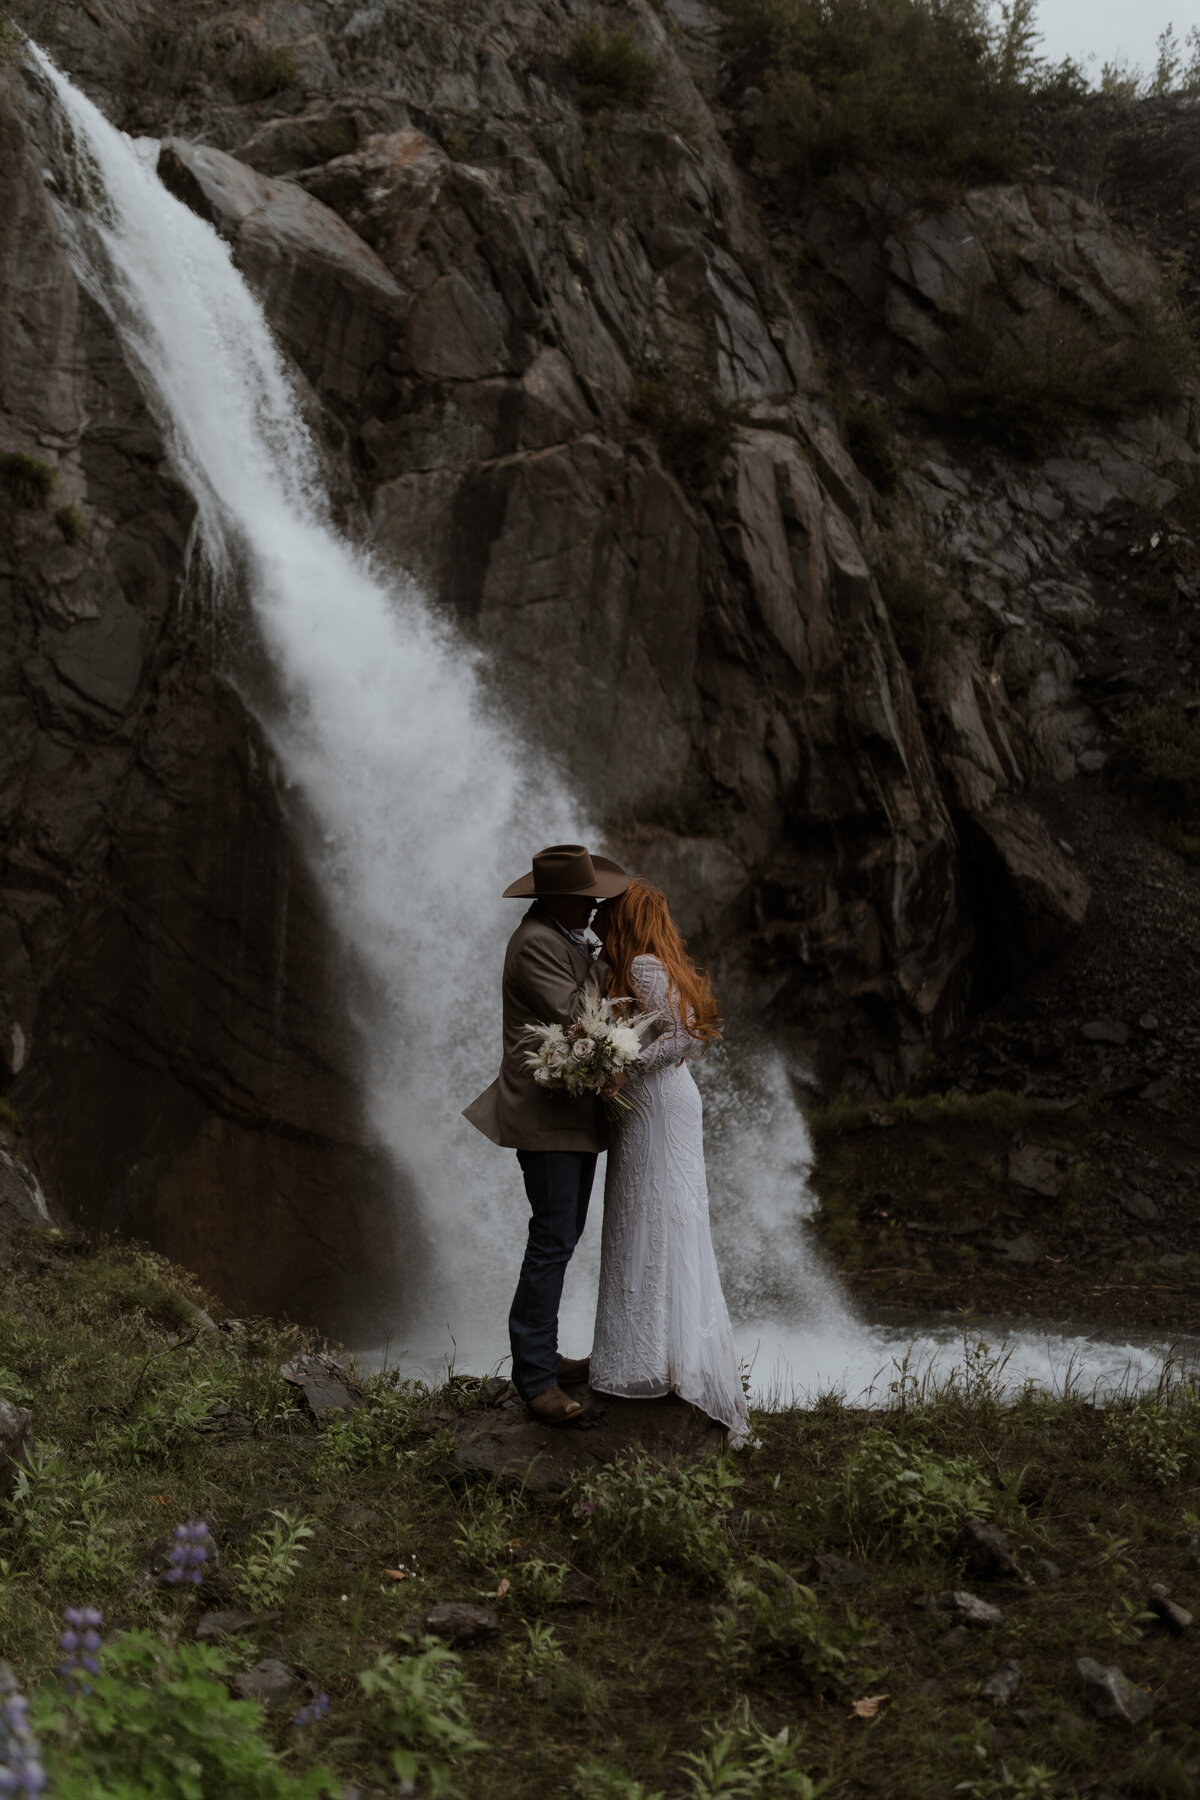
{"left": 590, "top": 954, "right": 752, "bottom": 1448}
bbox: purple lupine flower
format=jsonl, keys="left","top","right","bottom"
{"left": 291, "top": 1692, "right": 330, "bottom": 1727}
{"left": 164, "top": 1521, "right": 211, "bottom": 1587}
{"left": 0, "top": 1664, "right": 47, "bottom": 1795}
{"left": 57, "top": 1609, "right": 104, "bottom": 1689}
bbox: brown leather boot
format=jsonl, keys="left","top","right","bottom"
{"left": 556, "top": 1355, "right": 591, "bottom": 1386}
{"left": 526, "top": 1385, "right": 586, "bottom": 1426}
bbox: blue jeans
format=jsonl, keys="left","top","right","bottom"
{"left": 508, "top": 1150, "right": 596, "bottom": 1400}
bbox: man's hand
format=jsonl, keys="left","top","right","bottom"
{"left": 601, "top": 1071, "right": 630, "bottom": 1099}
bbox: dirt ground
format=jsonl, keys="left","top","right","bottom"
{"left": 809, "top": 771, "right": 1200, "bottom": 1340}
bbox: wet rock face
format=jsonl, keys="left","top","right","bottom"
{"left": 7, "top": 0, "right": 1195, "bottom": 1313}
{"left": 0, "top": 66, "right": 404, "bottom": 1337}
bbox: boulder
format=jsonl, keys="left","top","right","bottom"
{"left": 157, "top": 141, "right": 405, "bottom": 404}
{"left": 931, "top": 1590, "right": 1004, "bottom": 1627}
{"left": 280, "top": 1353, "right": 364, "bottom": 1420}
{"left": 233, "top": 1659, "right": 300, "bottom": 1711}
{"left": 980, "top": 1659, "right": 1022, "bottom": 1703}
{"left": 448, "top": 1385, "right": 726, "bottom": 1495}
{"left": 1072, "top": 1657, "right": 1153, "bottom": 1727}
{"left": 954, "top": 1519, "right": 1022, "bottom": 1582}
{"left": 1008, "top": 1143, "right": 1076, "bottom": 1200}
{"left": 419, "top": 1602, "right": 501, "bottom": 1644}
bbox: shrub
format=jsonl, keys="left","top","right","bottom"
{"left": 566, "top": 25, "right": 659, "bottom": 112}
{"left": 1104, "top": 1386, "right": 1200, "bottom": 1488}
{"left": 573, "top": 1452, "right": 742, "bottom": 1588}
{"left": 632, "top": 376, "right": 747, "bottom": 488}
{"left": 843, "top": 397, "right": 900, "bottom": 495}
{"left": 3, "top": 1446, "right": 119, "bottom": 1587}
{"left": 0, "top": 450, "right": 56, "bottom": 508}
{"left": 55, "top": 503, "right": 88, "bottom": 544}
{"left": 232, "top": 44, "right": 299, "bottom": 104}
{"left": 237, "top": 1507, "right": 315, "bottom": 1609}
{"left": 32, "top": 1628, "right": 337, "bottom": 1798}
{"left": 712, "top": 1556, "right": 874, "bottom": 1686}
{"left": 880, "top": 563, "right": 953, "bottom": 676}
{"left": 681, "top": 1713, "right": 829, "bottom": 1798}
{"left": 720, "top": 0, "right": 1038, "bottom": 183}
{"left": 358, "top": 1644, "right": 483, "bottom": 1798}
{"left": 932, "top": 275, "right": 1198, "bottom": 458}
{"left": 833, "top": 1428, "right": 996, "bottom": 1553}
{"left": 1124, "top": 703, "right": 1200, "bottom": 818}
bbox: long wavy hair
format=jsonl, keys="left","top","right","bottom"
{"left": 601, "top": 878, "right": 722, "bottom": 1046}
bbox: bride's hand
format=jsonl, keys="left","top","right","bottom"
{"left": 602, "top": 1071, "right": 630, "bottom": 1098}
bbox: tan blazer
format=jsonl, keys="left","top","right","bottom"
{"left": 463, "top": 904, "right": 612, "bottom": 1153}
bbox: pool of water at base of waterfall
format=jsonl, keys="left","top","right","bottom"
{"left": 362, "top": 1304, "right": 1200, "bottom": 1410}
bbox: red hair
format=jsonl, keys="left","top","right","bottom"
{"left": 602, "top": 878, "right": 722, "bottom": 1046}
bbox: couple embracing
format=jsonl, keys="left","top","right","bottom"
{"left": 464, "top": 844, "right": 751, "bottom": 1449}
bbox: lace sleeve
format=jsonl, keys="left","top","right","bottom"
{"left": 631, "top": 955, "right": 696, "bottom": 1070}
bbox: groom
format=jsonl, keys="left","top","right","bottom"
{"left": 464, "top": 844, "right": 630, "bottom": 1425}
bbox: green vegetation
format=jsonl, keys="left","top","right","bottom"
{"left": 804, "top": 1087, "right": 1092, "bottom": 1287}
{"left": 930, "top": 273, "right": 1199, "bottom": 458}
{"left": 574, "top": 1452, "right": 743, "bottom": 1589}
{"left": 1, "top": 1226, "right": 1199, "bottom": 1796}
{"left": 879, "top": 561, "right": 954, "bottom": 678}
{"left": 232, "top": 44, "right": 299, "bottom": 104}
{"left": 54, "top": 502, "right": 88, "bottom": 544}
{"left": 565, "top": 25, "right": 660, "bottom": 113}
{"left": 806, "top": 1084, "right": 1072, "bottom": 1139}
{"left": 1123, "top": 702, "right": 1200, "bottom": 820}
{"left": 719, "top": 0, "right": 1069, "bottom": 184}
{"left": 843, "top": 397, "right": 900, "bottom": 496}
{"left": 631, "top": 375, "right": 748, "bottom": 488}
{"left": 32, "top": 1632, "right": 337, "bottom": 1799}
{"left": 0, "top": 450, "right": 56, "bottom": 508}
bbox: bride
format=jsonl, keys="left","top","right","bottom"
{"left": 590, "top": 878, "right": 752, "bottom": 1449}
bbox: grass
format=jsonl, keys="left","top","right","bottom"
{"left": 0, "top": 450, "right": 56, "bottom": 508}
{"left": 2, "top": 1225, "right": 1199, "bottom": 1796}
{"left": 232, "top": 45, "right": 299, "bottom": 104}
{"left": 565, "top": 25, "right": 659, "bottom": 114}
{"left": 804, "top": 1087, "right": 1093, "bottom": 1280}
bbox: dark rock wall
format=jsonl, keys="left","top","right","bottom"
{"left": 2, "top": 0, "right": 1192, "bottom": 1319}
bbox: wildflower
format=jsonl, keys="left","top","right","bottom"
{"left": 580, "top": 1501, "right": 595, "bottom": 1516}
{"left": 164, "top": 1520, "right": 211, "bottom": 1586}
{"left": 292, "top": 1692, "right": 330, "bottom": 1726}
{"left": 57, "top": 1608, "right": 104, "bottom": 1685}
{"left": 0, "top": 1664, "right": 46, "bottom": 1795}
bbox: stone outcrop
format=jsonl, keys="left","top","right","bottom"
{"left": 1, "top": 0, "right": 1197, "bottom": 1320}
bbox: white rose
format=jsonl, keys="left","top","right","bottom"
{"left": 572, "top": 1038, "right": 594, "bottom": 1060}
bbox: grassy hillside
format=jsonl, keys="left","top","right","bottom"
{"left": 0, "top": 1226, "right": 1196, "bottom": 1797}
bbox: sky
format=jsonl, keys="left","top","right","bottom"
{"left": 1034, "top": 0, "right": 1196, "bottom": 83}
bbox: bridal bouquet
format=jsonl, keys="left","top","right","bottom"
{"left": 524, "top": 994, "right": 658, "bottom": 1117}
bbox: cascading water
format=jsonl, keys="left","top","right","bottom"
{"left": 26, "top": 46, "right": 1186, "bottom": 1404}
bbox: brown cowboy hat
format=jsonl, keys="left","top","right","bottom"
{"left": 503, "top": 844, "right": 630, "bottom": 900}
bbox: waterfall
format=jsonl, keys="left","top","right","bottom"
{"left": 27, "top": 44, "right": 857, "bottom": 1383}
{"left": 26, "top": 49, "right": 1184, "bottom": 1405}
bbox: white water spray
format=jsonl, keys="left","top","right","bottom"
{"left": 28, "top": 48, "right": 1188, "bottom": 1403}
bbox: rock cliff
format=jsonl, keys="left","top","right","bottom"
{"left": 0, "top": 0, "right": 1196, "bottom": 1321}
